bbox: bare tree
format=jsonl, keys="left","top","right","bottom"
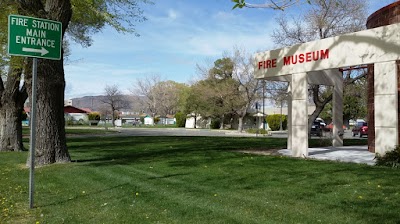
{"left": 270, "top": 0, "right": 367, "bottom": 131}
{"left": 101, "top": 85, "right": 129, "bottom": 127}
{"left": 131, "top": 76, "right": 187, "bottom": 124}
{"left": 131, "top": 75, "right": 161, "bottom": 116}
{"left": 228, "top": 47, "right": 262, "bottom": 132}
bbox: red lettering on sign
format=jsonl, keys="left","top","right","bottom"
{"left": 299, "top": 54, "right": 304, "bottom": 63}
{"left": 312, "top": 51, "right": 319, "bottom": 60}
{"left": 281, "top": 49, "right": 329, "bottom": 66}
{"left": 320, "top": 49, "right": 329, "bottom": 59}
{"left": 283, "top": 56, "right": 290, "bottom": 66}
{"left": 258, "top": 59, "right": 277, "bottom": 69}
{"left": 272, "top": 59, "right": 276, "bottom": 67}
{"left": 306, "top": 52, "right": 311, "bottom": 62}
{"left": 258, "top": 49, "right": 329, "bottom": 70}
{"left": 291, "top": 55, "right": 297, "bottom": 64}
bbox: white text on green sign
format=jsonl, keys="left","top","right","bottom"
{"left": 8, "top": 15, "right": 62, "bottom": 60}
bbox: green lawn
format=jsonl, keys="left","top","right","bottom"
{"left": 1, "top": 136, "right": 398, "bottom": 223}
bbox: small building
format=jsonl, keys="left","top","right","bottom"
{"left": 185, "top": 114, "right": 210, "bottom": 129}
{"left": 64, "top": 105, "right": 89, "bottom": 124}
{"left": 117, "top": 114, "right": 142, "bottom": 126}
{"left": 144, "top": 116, "right": 154, "bottom": 125}
{"left": 159, "top": 115, "right": 176, "bottom": 125}
{"left": 25, "top": 105, "right": 90, "bottom": 125}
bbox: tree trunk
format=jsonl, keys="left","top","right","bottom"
{"left": 26, "top": 58, "right": 71, "bottom": 166}
{"left": 22, "top": 0, "right": 73, "bottom": 166}
{"left": 0, "top": 110, "right": 7, "bottom": 151}
{"left": 0, "top": 58, "right": 27, "bottom": 152}
{"left": 308, "top": 86, "right": 332, "bottom": 136}
{"left": 111, "top": 110, "right": 115, "bottom": 127}
{"left": 0, "top": 101, "right": 25, "bottom": 151}
{"left": 220, "top": 114, "right": 225, "bottom": 130}
{"left": 238, "top": 116, "right": 244, "bottom": 133}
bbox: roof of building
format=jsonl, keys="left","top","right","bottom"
{"left": 64, "top": 106, "right": 89, "bottom": 114}
{"left": 25, "top": 106, "right": 89, "bottom": 114}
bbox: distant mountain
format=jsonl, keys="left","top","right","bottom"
{"left": 71, "top": 95, "right": 145, "bottom": 112}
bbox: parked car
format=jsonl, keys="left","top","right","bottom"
{"left": 352, "top": 122, "right": 368, "bottom": 137}
{"left": 310, "top": 121, "right": 324, "bottom": 137}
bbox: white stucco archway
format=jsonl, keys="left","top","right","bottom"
{"left": 254, "top": 23, "right": 400, "bottom": 157}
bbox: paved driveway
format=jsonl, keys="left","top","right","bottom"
{"left": 112, "top": 128, "right": 367, "bottom": 139}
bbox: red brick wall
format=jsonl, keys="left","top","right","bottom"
{"left": 367, "top": 1, "right": 400, "bottom": 28}
{"left": 366, "top": 1, "right": 400, "bottom": 152}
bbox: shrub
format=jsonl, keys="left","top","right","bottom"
{"left": 246, "top": 128, "right": 268, "bottom": 135}
{"left": 375, "top": 146, "right": 400, "bottom": 168}
{"left": 266, "top": 114, "right": 287, "bottom": 131}
{"left": 88, "top": 112, "right": 101, "bottom": 121}
{"left": 65, "top": 116, "right": 74, "bottom": 126}
{"left": 175, "top": 112, "right": 186, "bottom": 127}
{"left": 210, "top": 119, "right": 221, "bottom": 129}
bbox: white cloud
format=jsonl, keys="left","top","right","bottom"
{"left": 212, "top": 11, "right": 236, "bottom": 21}
{"left": 167, "top": 9, "right": 179, "bottom": 20}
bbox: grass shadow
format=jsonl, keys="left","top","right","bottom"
{"left": 69, "top": 136, "right": 285, "bottom": 167}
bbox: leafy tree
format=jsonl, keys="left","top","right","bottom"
{"left": 174, "top": 112, "right": 186, "bottom": 127}
{"left": 88, "top": 112, "right": 101, "bottom": 121}
{"left": 176, "top": 84, "right": 192, "bottom": 114}
{"left": 15, "top": 0, "right": 74, "bottom": 165}
{"left": 343, "top": 76, "right": 367, "bottom": 121}
{"left": 209, "top": 58, "right": 234, "bottom": 79}
{"left": 320, "top": 76, "right": 367, "bottom": 125}
{"left": 191, "top": 50, "right": 261, "bottom": 132}
{"left": 0, "top": 0, "right": 151, "bottom": 166}
{"left": 197, "top": 58, "right": 241, "bottom": 129}
{"left": 183, "top": 83, "right": 208, "bottom": 128}
{"left": 153, "top": 81, "right": 187, "bottom": 118}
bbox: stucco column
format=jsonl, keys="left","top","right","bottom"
{"left": 291, "top": 72, "right": 308, "bottom": 157}
{"left": 374, "top": 61, "right": 398, "bottom": 155}
{"left": 332, "top": 70, "right": 344, "bottom": 147}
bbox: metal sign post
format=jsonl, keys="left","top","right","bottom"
{"left": 29, "top": 58, "right": 38, "bottom": 209}
{"left": 8, "top": 14, "right": 62, "bottom": 209}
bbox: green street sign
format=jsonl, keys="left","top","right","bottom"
{"left": 8, "top": 15, "right": 62, "bottom": 60}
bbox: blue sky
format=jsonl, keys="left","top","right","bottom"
{"left": 64, "top": 0, "right": 396, "bottom": 99}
